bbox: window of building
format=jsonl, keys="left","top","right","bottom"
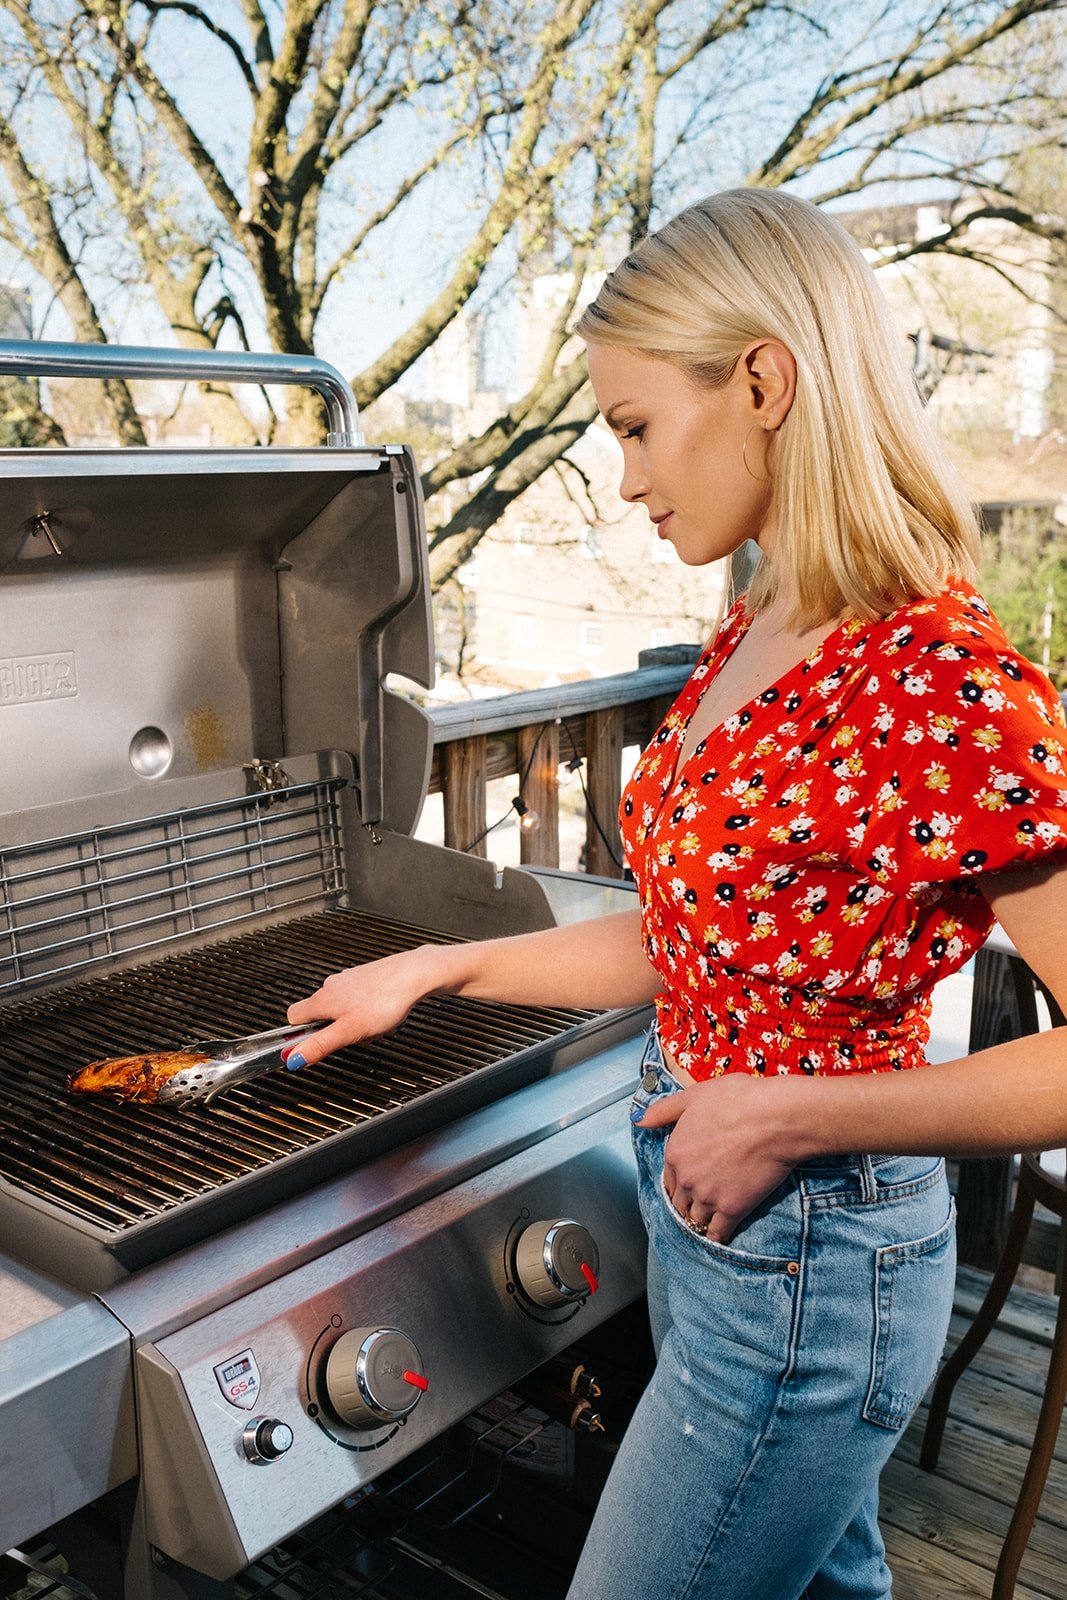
{"left": 579, "top": 620, "right": 603, "bottom": 652}
{"left": 514, "top": 613, "right": 535, "bottom": 647}
{"left": 650, "top": 626, "right": 674, "bottom": 649}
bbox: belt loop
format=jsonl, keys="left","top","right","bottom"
{"left": 857, "top": 1154, "right": 877, "bottom": 1202}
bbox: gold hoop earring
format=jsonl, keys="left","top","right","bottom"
{"left": 742, "top": 424, "right": 771, "bottom": 485}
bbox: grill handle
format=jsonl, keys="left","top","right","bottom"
{"left": 0, "top": 338, "right": 362, "bottom": 446}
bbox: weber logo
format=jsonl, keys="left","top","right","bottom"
{"left": 0, "top": 652, "right": 78, "bottom": 706}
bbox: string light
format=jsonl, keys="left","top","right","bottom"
{"left": 511, "top": 795, "right": 541, "bottom": 833}
{"left": 463, "top": 722, "right": 553, "bottom": 852}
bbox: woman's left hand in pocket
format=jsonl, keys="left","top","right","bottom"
{"left": 637, "top": 1074, "right": 805, "bottom": 1243}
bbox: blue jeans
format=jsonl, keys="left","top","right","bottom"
{"left": 567, "top": 1028, "right": 956, "bottom": 1600}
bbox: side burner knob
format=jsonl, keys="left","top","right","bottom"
{"left": 241, "top": 1417, "right": 294, "bottom": 1464}
{"left": 325, "top": 1327, "right": 429, "bottom": 1429}
{"left": 514, "top": 1219, "right": 600, "bottom": 1308}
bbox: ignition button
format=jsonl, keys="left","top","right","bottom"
{"left": 242, "top": 1417, "right": 294, "bottom": 1464}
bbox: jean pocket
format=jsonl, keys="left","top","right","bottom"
{"left": 656, "top": 1168, "right": 800, "bottom": 1274}
{"left": 863, "top": 1200, "right": 956, "bottom": 1431}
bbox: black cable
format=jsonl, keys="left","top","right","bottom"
{"left": 461, "top": 721, "right": 553, "bottom": 854}
{"left": 461, "top": 809, "right": 516, "bottom": 855}
{"left": 560, "top": 718, "right": 626, "bottom": 872}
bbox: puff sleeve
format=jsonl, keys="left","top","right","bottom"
{"left": 851, "top": 631, "right": 1067, "bottom": 893}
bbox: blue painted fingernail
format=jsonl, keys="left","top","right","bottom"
{"left": 285, "top": 1052, "right": 306, "bottom": 1072}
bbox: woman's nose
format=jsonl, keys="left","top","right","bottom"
{"left": 619, "top": 455, "right": 649, "bottom": 503}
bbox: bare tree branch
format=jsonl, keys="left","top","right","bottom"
{"left": 0, "top": 105, "right": 145, "bottom": 442}
{"left": 138, "top": 0, "right": 257, "bottom": 92}
{"left": 749, "top": 0, "right": 1066, "bottom": 189}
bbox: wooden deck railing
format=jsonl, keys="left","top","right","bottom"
{"left": 425, "top": 653, "right": 697, "bottom": 875}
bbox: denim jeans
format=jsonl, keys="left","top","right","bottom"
{"left": 566, "top": 1028, "right": 956, "bottom": 1600}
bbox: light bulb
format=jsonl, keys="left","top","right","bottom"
{"left": 511, "top": 795, "right": 541, "bottom": 834}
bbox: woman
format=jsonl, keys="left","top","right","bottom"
{"left": 286, "top": 189, "right": 1067, "bottom": 1599}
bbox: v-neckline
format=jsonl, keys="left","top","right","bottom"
{"left": 666, "top": 604, "right": 860, "bottom": 795}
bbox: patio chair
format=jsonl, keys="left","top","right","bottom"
{"left": 921, "top": 958, "right": 1066, "bottom": 1600}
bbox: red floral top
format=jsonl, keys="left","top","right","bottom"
{"left": 620, "top": 581, "right": 1067, "bottom": 1081}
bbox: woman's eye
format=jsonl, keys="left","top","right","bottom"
{"left": 623, "top": 425, "right": 645, "bottom": 441}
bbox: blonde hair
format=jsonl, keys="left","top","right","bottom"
{"left": 577, "top": 188, "right": 980, "bottom": 626}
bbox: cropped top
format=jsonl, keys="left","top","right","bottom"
{"left": 619, "top": 581, "right": 1067, "bottom": 1081}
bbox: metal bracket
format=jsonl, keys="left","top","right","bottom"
{"left": 243, "top": 758, "right": 292, "bottom": 802}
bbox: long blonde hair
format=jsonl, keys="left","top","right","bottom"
{"left": 577, "top": 188, "right": 980, "bottom": 626}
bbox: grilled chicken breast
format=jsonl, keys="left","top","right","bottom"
{"left": 67, "top": 1051, "right": 211, "bottom": 1102}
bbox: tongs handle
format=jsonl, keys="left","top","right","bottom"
{"left": 178, "top": 1023, "right": 318, "bottom": 1061}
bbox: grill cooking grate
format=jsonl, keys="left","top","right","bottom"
{"left": 0, "top": 777, "right": 346, "bottom": 996}
{"left": 0, "top": 909, "right": 595, "bottom": 1239}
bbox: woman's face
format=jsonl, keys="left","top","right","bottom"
{"left": 586, "top": 343, "right": 777, "bottom": 567}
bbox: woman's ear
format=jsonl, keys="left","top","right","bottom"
{"left": 740, "top": 339, "right": 796, "bottom": 429}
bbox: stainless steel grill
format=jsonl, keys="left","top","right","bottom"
{"left": 0, "top": 343, "right": 648, "bottom": 1596}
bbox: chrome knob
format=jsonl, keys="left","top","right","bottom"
{"left": 241, "top": 1416, "right": 294, "bottom": 1464}
{"left": 324, "top": 1327, "right": 429, "bottom": 1429}
{"left": 514, "top": 1219, "right": 600, "bottom": 1308}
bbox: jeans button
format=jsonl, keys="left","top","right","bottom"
{"left": 641, "top": 1068, "right": 659, "bottom": 1093}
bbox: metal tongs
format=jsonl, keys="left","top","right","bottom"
{"left": 155, "top": 1022, "right": 321, "bottom": 1108}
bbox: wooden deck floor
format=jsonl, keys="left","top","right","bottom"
{"left": 883, "top": 1265, "right": 1067, "bottom": 1599}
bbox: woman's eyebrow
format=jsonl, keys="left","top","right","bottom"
{"left": 603, "top": 401, "right": 636, "bottom": 430}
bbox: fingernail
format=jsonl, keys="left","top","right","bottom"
{"left": 285, "top": 1052, "right": 306, "bottom": 1072}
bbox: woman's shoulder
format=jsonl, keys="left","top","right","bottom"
{"left": 880, "top": 578, "right": 1003, "bottom": 649}
{"left": 869, "top": 577, "right": 1065, "bottom": 735}
{"left": 878, "top": 580, "right": 1050, "bottom": 684}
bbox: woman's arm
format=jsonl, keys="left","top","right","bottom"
{"left": 286, "top": 907, "right": 660, "bottom": 1068}
{"left": 644, "top": 860, "right": 1067, "bottom": 1241}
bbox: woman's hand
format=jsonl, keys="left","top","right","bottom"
{"left": 281, "top": 911, "right": 658, "bottom": 1072}
{"left": 638, "top": 1074, "right": 806, "bottom": 1242}
{"left": 284, "top": 946, "right": 452, "bottom": 1069}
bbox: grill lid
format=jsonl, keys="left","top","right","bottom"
{"left": 0, "top": 370, "right": 433, "bottom": 832}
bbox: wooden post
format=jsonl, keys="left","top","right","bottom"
{"left": 517, "top": 721, "right": 560, "bottom": 867}
{"left": 584, "top": 706, "right": 625, "bottom": 878}
{"left": 442, "top": 735, "right": 488, "bottom": 857}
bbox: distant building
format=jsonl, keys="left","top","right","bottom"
{"left": 458, "top": 419, "right": 726, "bottom": 690}
{"left": 840, "top": 199, "right": 1063, "bottom": 444}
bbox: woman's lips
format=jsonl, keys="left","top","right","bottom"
{"left": 654, "top": 513, "right": 673, "bottom": 538}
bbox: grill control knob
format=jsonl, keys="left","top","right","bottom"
{"left": 241, "top": 1417, "right": 294, "bottom": 1464}
{"left": 324, "top": 1327, "right": 429, "bottom": 1429}
{"left": 514, "top": 1219, "right": 600, "bottom": 1308}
